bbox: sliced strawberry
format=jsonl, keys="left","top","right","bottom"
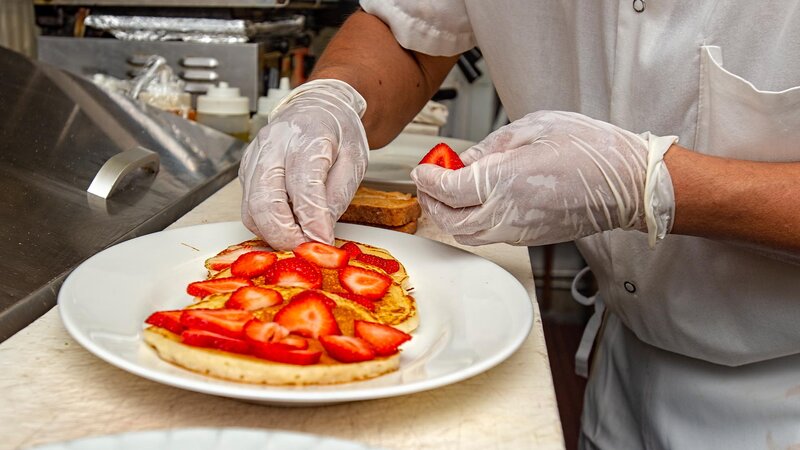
{"left": 290, "top": 290, "right": 337, "bottom": 310}
{"left": 294, "top": 241, "right": 350, "bottom": 269}
{"left": 273, "top": 293, "right": 341, "bottom": 339}
{"left": 181, "top": 329, "right": 250, "bottom": 354}
{"left": 356, "top": 253, "right": 400, "bottom": 274}
{"left": 319, "top": 335, "right": 375, "bottom": 363}
{"left": 337, "top": 292, "right": 377, "bottom": 312}
{"left": 339, "top": 241, "right": 362, "bottom": 259}
{"left": 144, "top": 310, "right": 185, "bottom": 335}
{"left": 354, "top": 320, "right": 412, "bottom": 356}
{"left": 243, "top": 320, "right": 289, "bottom": 344}
{"left": 338, "top": 266, "right": 392, "bottom": 300}
{"left": 225, "top": 286, "right": 283, "bottom": 311}
{"left": 186, "top": 277, "right": 252, "bottom": 297}
{"left": 279, "top": 335, "right": 309, "bottom": 350}
{"left": 230, "top": 251, "right": 277, "bottom": 278}
{"left": 418, "top": 142, "right": 465, "bottom": 170}
{"left": 250, "top": 341, "right": 322, "bottom": 365}
{"left": 205, "top": 241, "right": 271, "bottom": 271}
{"left": 179, "top": 308, "right": 254, "bottom": 339}
{"left": 263, "top": 257, "right": 322, "bottom": 289}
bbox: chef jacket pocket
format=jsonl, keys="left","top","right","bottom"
{"left": 694, "top": 45, "right": 800, "bottom": 162}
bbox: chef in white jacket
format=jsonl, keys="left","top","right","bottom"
{"left": 239, "top": 2, "right": 800, "bottom": 448}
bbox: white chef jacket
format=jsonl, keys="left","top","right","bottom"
{"left": 360, "top": 1, "right": 800, "bottom": 448}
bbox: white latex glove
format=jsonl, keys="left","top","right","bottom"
{"left": 410, "top": 110, "right": 678, "bottom": 247}
{"left": 239, "top": 79, "right": 369, "bottom": 250}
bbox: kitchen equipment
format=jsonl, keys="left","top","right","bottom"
{"left": 58, "top": 221, "right": 533, "bottom": 406}
{"left": 37, "top": 36, "right": 262, "bottom": 111}
{"left": 0, "top": 47, "right": 245, "bottom": 342}
{"left": 196, "top": 81, "right": 250, "bottom": 141}
{"left": 249, "top": 76, "right": 291, "bottom": 140}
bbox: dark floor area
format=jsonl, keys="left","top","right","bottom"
{"left": 530, "top": 243, "right": 592, "bottom": 450}
{"left": 541, "top": 318, "right": 588, "bottom": 450}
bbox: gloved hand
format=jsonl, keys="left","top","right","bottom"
{"left": 239, "top": 79, "right": 369, "bottom": 250}
{"left": 410, "top": 110, "right": 678, "bottom": 247}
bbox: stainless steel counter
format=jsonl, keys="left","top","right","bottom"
{"left": 0, "top": 46, "right": 245, "bottom": 341}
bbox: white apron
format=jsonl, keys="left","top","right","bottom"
{"left": 577, "top": 44, "right": 800, "bottom": 449}
{"left": 360, "top": 1, "right": 800, "bottom": 447}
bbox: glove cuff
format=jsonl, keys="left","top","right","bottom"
{"left": 641, "top": 132, "right": 679, "bottom": 248}
{"left": 268, "top": 78, "right": 368, "bottom": 122}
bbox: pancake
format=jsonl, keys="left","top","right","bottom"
{"left": 144, "top": 237, "right": 416, "bottom": 385}
{"left": 203, "top": 239, "right": 417, "bottom": 332}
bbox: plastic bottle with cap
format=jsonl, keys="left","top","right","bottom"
{"left": 249, "top": 77, "right": 291, "bottom": 140}
{"left": 196, "top": 81, "right": 250, "bottom": 141}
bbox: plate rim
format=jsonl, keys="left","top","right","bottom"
{"left": 58, "top": 221, "right": 533, "bottom": 404}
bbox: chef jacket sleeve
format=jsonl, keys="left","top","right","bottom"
{"left": 360, "top": 0, "right": 476, "bottom": 57}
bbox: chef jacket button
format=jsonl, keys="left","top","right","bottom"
{"left": 623, "top": 281, "right": 636, "bottom": 293}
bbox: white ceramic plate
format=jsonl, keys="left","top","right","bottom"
{"left": 29, "top": 428, "right": 382, "bottom": 450}
{"left": 363, "top": 133, "right": 475, "bottom": 194}
{"left": 58, "top": 222, "right": 533, "bottom": 406}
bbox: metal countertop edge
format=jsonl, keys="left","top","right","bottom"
{"left": 0, "top": 161, "right": 241, "bottom": 343}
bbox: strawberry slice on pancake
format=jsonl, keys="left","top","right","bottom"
{"left": 295, "top": 242, "right": 350, "bottom": 269}
{"left": 338, "top": 266, "right": 391, "bottom": 300}
{"left": 264, "top": 257, "right": 322, "bottom": 289}
{"left": 225, "top": 286, "right": 283, "bottom": 311}
{"left": 187, "top": 277, "right": 252, "bottom": 297}
{"left": 273, "top": 291, "right": 341, "bottom": 339}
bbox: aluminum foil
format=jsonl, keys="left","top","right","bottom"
{"left": 85, "top": 14, "right": 305, "bottom": 43}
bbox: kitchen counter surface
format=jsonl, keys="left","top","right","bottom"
{"left": 0, "top": 181, "right": 565, "bottom": 450}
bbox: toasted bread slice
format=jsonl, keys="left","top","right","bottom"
{"left": 339, "top": 187, "right": 421, "bottom": 227}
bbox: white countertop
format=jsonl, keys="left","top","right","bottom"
{"left": 0, "top": 181, "right": 564, "bottom": 450}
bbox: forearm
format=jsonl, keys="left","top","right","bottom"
{"left": 309, "top": 10, "right": 458, "bottom": 148}
{"left": 666, "top": 145, "right": 800, "bottom": 253}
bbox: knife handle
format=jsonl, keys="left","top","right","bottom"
{"left": 87, "top": 146, "right": 160, "bottom": 199}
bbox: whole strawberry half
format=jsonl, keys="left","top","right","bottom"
{"left": 338, "top": 266, "right": 392, "bottom": 300}
{"left": 418, "top": 142, "right": 465, "bottom": 170}
{"left": 354, "top": 320, "right": 412, "bottom": 356}
{"left": 294, "top": 241, "right": 350, "bottom": 269}
{"left": 320, "top": 335, "right": 376, "bottom": 363}
{"left": 225, "top": 286, "right": 284, "bottom": 311}
{"left": 273, "top": 291, "right": 341, "bottom": 339}
{"left": 263, "top": 257, "right": 322, "bottom": 289}
{"left": 230, "top": 251, "right": 277, "bottom": 278}
{"left": 186, "top": 277, "right": 252, "bottom": 297}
